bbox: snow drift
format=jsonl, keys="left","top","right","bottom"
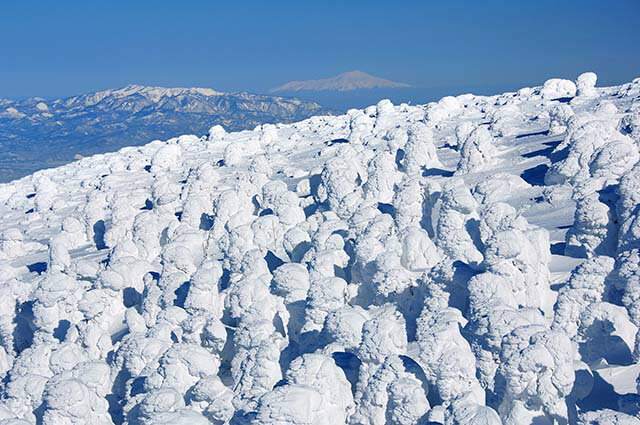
{"left": 0, "top": 73, "right": 639, "bottom": 424}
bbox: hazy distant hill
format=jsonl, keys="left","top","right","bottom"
{"left": 270, "top": 70, "right": 410, "bottom": 93}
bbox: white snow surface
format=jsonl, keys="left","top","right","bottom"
{"left": 0, "top": 74, "right": 640, "bottom": 425}
{"left": 74, "top": 85, "right": 225, "bottom": 106}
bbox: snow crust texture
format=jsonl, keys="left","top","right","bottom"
{"left": 0, "top": 72, "right": 640, "bottom": 424}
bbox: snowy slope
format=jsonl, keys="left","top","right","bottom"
{"left": 0, "top": 73, "right": 639, "bottom": 425}
{"left": 0, "top": 85, "right": 330, "bottom": 182}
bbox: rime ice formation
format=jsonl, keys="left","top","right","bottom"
{"left": 0, "top": 73, "right": 640, "bottom": 424}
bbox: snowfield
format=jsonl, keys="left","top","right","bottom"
{"left": 0, "top": 73, "right": 639, "bottom": 425}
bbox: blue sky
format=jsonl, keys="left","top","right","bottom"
{"left": 1, "top": 0, "right": 639, "bottom": 98}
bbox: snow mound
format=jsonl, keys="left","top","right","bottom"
{"left": 0, "top": 72, "right": 639, "bottom": 424}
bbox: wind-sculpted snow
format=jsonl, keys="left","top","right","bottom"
{"left": 0, "top": 74, "right": 639, "bottom": 424}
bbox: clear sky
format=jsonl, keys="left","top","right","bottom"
{"left": 1, "top": 0, "right": 639, "bottom": 99}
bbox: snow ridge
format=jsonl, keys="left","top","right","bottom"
{"left": 0, "top": 73, "right": 639, "bottom": 425}
{"left": 63, "top": 85, "right": 225, "bottom": 108}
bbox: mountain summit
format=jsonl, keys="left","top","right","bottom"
{"left": 64, "top": 85, "right": 225, "bottom": 108}
{"left": 270, "top": 70, "right": 410, "bottom": 93}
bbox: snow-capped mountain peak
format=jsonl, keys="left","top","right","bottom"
{"left": 270, "top": 70, "right": 410, "bottom": 92}
{"left": 60, "top": 84, "right": 225, "bottom": 108}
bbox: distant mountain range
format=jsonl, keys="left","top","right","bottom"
{"left": 270, "top": 70, "right": 410, "bottom": 93}
{"left": 0, "top": 85, "right": 330, "bottom": 182}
